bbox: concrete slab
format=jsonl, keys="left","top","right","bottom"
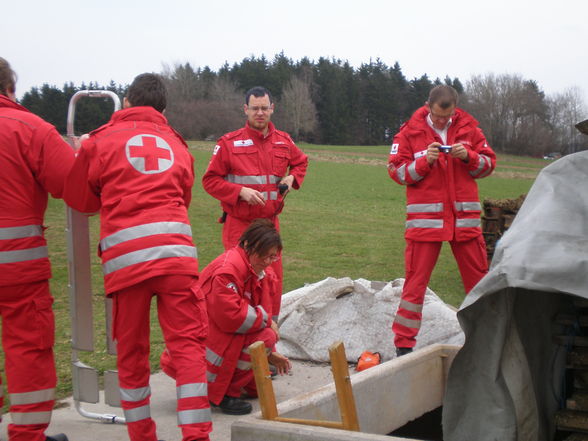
{"left": 0, "top": 360, "right": 333, "bottom": 441}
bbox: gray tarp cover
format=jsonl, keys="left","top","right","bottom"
{"left": 443, "top": 151, "right": 588, "bottom": 441}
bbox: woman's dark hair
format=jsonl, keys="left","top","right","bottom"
{"left": 239, "top": 218, "right": 282, "bottom": 256}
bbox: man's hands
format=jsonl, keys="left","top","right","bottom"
{"left": 239, "top": 187, "right": 266, "bottom": 205}
{"left": 279, "top": 175, "right": 294, "bottom": 194}
{"left": 426, "top": 142, "right": 469, "bottom": 165}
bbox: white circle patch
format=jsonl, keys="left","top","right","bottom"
{"left": 125, "top": 134, "right": 174, "bottom": 174}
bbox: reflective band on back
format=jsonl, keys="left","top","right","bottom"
{"left": 103, "top": 245, "right": 197, "bottom": 275}
{"left": 206, "top": 348, "right": 223, "bottom": 367}
{"left": 454, "top": 202, "right": 481, "bottom": 212}
{"left": 123, "top": 405, "right": 151, "bottom": 422}
{"left": 178, "top": 408, "right": 212, "bottom": 425}
{"left": 399, "top": 300, "right": 423, "bottom": 314}
{"left": 226, "top": 174, "right": 266, "bottom": 185}
{"left": 10, "top": 388, "right": 55, "bottom": 405}
{"left": 206, "top": 371, "right": 217, "bottom": 383}
{"left": 11, "top": 411, "right": 52, "bottom": 425}
{"left": 394, "top": 315, "right": 421, "bottom": 329}
{"left": 120, "top": 386, "right": 151, "bottom": 402}
{"left": 100, "top": 222, "right": 193, "bottom": 251}
{"left": 0, "top": 225, "right": 42, "bottom": 240}
{"left": 236, "top": 305, "right": 258, "bottom": 333}
{"left": 406, "top": 203, "right": 443, "bottom": 213}
{"left": 406, "top": 219, "right": 443, "bottom": 229}
{"left": 177, "top": 383, "right": 207, "bottom": 399}
{"left": 236, "top": 360, "right": 252, "bottom": 370}
{"left": 456, "top": 219, "right": 481, "bottom": 228}
{"left": 0, "top": 246, "right": 48, "bottom": 264}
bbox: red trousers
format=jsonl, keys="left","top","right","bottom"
{"left": 393, "top": 236, "right": 488, "bottom": 348}
{"left": 0, "top": 281, "right": 56, "bottom": 441}
{"left": 112, "top": 275, "right": 210, "bottom": 441}
{"left": 161, "top": 327, "right": 276, "bottom": 400}
{"left": 222, "top": 215, "right": 283, "bottom": 318}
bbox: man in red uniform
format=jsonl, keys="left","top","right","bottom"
{"left": 161, "top": 219, "right": 291, "bottom": 415}
{"left": 388, "top": 85, "right": 496, "bottom": 356}
{"left": 202, "top": 86, "right": 308, "bottom": 322}
{"left": 0, "top": 57, "right": 71, "bottom": 441}
{"left": 64, "top": 73, "right": 211, "bottom": 441}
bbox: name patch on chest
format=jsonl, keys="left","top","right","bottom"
{"left": 234, "top": 139, "right": 254, "bottom": 147}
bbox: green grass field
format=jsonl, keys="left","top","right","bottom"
{"left": 37, "top": 142, "right": 545, "bottom": 401}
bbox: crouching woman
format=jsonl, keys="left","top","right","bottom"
{"left": 161, "top": 219, "right": 291, "bottom": 415}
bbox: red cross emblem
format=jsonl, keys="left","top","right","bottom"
{"left": 125, "top": 134, "right": 174, "bottom": 174}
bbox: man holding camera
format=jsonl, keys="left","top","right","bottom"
{"left": 387, "top": 85, "right": 496, "bottom": 356}
{"left": 202, "top": 86, "right": 308, "bottom": 321}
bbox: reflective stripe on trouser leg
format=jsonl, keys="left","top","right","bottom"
{"left": 0, "top": 281, "right": 57, "bottom": 441}
{"left": 112, "top": 283, "right": 157, "bottom": 441}
{"left": 154, "top": 274, "right": 211, "bottom": 439}
{"left": 227, "top": 328, "right": 278, "bottom": 398}
{"left": 393, "top": 240, "right": 442, "bottom": 348}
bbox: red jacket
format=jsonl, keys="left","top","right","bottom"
{"left": 0, "top": 94, "right": 75, "bottom": 286}
{"left": 388, "top": 106, "right": 496, "bottom": 242}
{"left": 200, "top": 246, "right": 275, "bottom": 404}
{"left": 202, "top": 121, "right": 308, "bottom": 221}
{"left": 63, "top": 106, "right": 198, "bottom": 294}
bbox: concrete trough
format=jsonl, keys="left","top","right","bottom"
{"left": 232, "top": 344, "right": 460, "bottom": 440}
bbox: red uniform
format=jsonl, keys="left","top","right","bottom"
{"left": 0, "top": 94, "right": 75, "bottom": 441}
{"left": 64, "top": 106, "right": 210, "bottom": 441}
{"left": 161, "top": 246, "right": 277, "bottom": 405}
{"left": 202, "top": 121, "right": 308, "bottom": 319}
{"left": 388, "top": 106, "right": 496, "bottom": 348}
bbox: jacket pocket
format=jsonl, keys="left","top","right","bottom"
{"left": 272, "top": 147, "right": 290, "bottom": 176}
{"left": 33, "top": 295, "right": 55, "bottom": 349}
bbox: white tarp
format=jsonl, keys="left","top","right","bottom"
{"left": 443, "top": 151, "right": 588, "bottom": 441}
{"left": 276, "top": 277, "right": 464, "bottom": 363}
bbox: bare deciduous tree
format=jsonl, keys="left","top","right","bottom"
{"left": 548, "top": 87, "right": 587, "bottom": 155}
{"left": 275, "top": 75, "right": 318, "bottom": 141}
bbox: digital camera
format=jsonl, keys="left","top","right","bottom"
{"left": 439, "top": 145, "right": 452, "bottom": 153}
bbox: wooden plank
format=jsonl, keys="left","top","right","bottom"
{"left": 556, "top": 409, "right": 588, "bottom": 432}
{"left": 567, "top": 390, "right": 588, "bottom": 411}
{"left": 329, "top": 341, "right": 360, "bottom": 432}
{"left": 249, "top": 341, "right": 278, "bottom": 420}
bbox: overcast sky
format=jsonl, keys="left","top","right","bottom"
{"left": 3, "top": 0, "right": 588, "bottom": 109}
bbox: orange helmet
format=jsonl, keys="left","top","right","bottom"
{"left": 356, "top": 351, "right": 381, "bottom": 372}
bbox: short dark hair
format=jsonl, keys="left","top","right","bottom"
{"left": 0, "top": 57, "right": 17, "bottom": 96}
{"left": 428, "top": 85, "right": 459, "bottom": 109}
{"left": 239, "top": 219, "right": 282, "bottom": 257}
{"left": 126, "top": 73, "right": 167, "bottom": 112}
{"left": 245, "top": 86, "right": 272, "bottom": 105}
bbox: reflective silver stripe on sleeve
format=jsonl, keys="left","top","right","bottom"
{"left": 236, "top": 360, "right": 252, "bottom": 370}
{"left": 399, "top": 300, "right": 423, "bottom": 314}
{"left": 407, "top": 161, "right": 424, "bottom": 182}
{"left": 102, "top": 245, "right": 197, "bottom": 275}
{"left": 9, "top": 388, "right": 55, "bottom": 405}
{"left": 477, "top": 155, "right": 494, "bottom": 178}
{"left": 269, "top": 175, "right": 282, "bottom": 184}
{"left": 177, "top": 383, "right": 207, "bottom": 399}
{"left": 456, "top": 218, "right": 481, "bottom": 228}
{"left": 225, "top": 174, "right": 266, "bottom": 185}
{"left": 396, "top": 164, "right": 407, "bottom": 184}
{"left": 206, "top": 348, "right": 223, "bottom": 367}
{"left": 120, "top": 386, "right": 151, "bottom": 402}
{"left": 0, "top": 246, "right": 48, "bottom": 264}
{"left": 257, "top": 306, "right": 268, "bottom": 327}
{"left": 0, "top": 225, "right": 42, "bottom": 240}
{"left": 394, "top": 315, "right": 421, "bottom": 329}
{"left": 11, "top": 411, "right": 52, "bottom": 425}
{"left": 178, "top": 408, "right": 212, "bottom": 425}
{"left": 406, "top": 219, "right": 443, "bottom": 229}
{"left": 454, "top": 202, "right": 481, "bottom": 212}
{"left": 123, "top": 405, "right": 151, "bottom": 422}
{"left": 406, "top": 203, "right": 443, "bottom": 213}
{"left": 206, "top": 371, "right": 217, "bottom": 383}
{"left": 236, "top": 305, "right": 258, "bottom": 333}
{"left": 470, "top": 155, "right": 490, "bottom": 177}
{"left": 272, "top": 315, "right": 279, "bottom": 323}
{"left": 100, "top": 222, "right": 193, "bottom": 251}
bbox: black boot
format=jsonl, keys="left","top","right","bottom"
{"left": 212, "top": 395, "right": 252, "bottom": 415}
{"left": 395, "top": 347, "right": 413, "bottom": 357}
{"left": 46, "top": 434, "right": 69, "bottom": 441}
